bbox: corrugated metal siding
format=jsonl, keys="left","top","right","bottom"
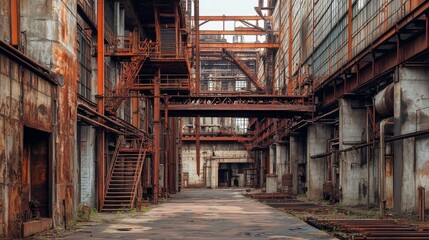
{"left": 271, "top": 0, "right": 424, "bottom": 93}
{"left": 272, "top": 0, "right": 287, "bottom": 93}
{"left": 351, "top": 0, "right": 417, "bottom": 58}
{"left": 313, "top": 0, "right": 348, "bottom": 86}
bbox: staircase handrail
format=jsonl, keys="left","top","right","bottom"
{"left": 102, "top": 135, "right": 124, "bottom": 209}
{"left": 130, "top": 138, "right": 147, "bottom": 207}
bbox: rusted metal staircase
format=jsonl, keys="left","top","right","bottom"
{"left": 101, "top": 136, "right": 150, "bottom": 211}
{"left": 229, "top": 129, "right": 253, "bottom": 151}
{"left": 106, "top": 39, "right": 151, "bottom": 113}
{"left": 221, "top": 48, "right": 267, "bottom": 93}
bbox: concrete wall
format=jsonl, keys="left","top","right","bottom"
{"left": 79, "top": 126, "right": 96, "bottom": 207}
{"left": 339, "top": 98, "right": 368, "bottom": 206}
{"left": 307, "top": 124, "right": 332, "bottom": 199}
{"left": 394, "top": 66, "right": 429, "bottom": 213}
{"left": 0, "top": 51, "right": 56, "bottom": 238}
{"left": 20, "top": 0, "right": 78, "bottom": 232}
{"left": 181, "top": 142, "right": 251, "bottom": 188}
{"left": 208, "top": 158, "right": 253, "bottom": 188}
{"left": 0, "top": 1, "right": 11, "bottom": 43}
{"left": 276, "top": 143, "right": 288, "bottom": 187}
{"left": 290, "top": 135, "right": 305, "bottom": 195}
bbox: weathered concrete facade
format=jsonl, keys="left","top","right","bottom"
{"left": 394, "top": 66, "right": 429, "bottom": 213}
{"left": 307, "top": 124, "right": 332, "bottom": 200}
{"left": 289, "top": 135, "right": 306, "bottom": 195}
{"left": 0, "top": 50, "right": 58, "bottom": 237}
{"left": 0, "top": 0, "right": 77, "bottom": 237}
{"left": 182, "top": 142, "right": 253, "bottom": 188}
{"left": 339, "top": 98, "right": 368, "bottom": 206}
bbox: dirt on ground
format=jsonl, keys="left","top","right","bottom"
{"left": 245, "top": 189, "right": 429, "bottom": 240}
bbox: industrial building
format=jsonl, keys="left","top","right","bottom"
{"left": 1, "top": 0, "right": 429, "bottom": 238}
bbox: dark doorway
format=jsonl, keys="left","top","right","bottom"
{"left": 233, "top": 179, "right": 239, "bottom": 187}
{"left": 24, "top": 127, "right": 51, "bottom": 218}
{"left": 218, "top": 169, "right": 230, "bottom": 187}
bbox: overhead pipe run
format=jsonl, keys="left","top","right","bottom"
{"left": 379, "top": 117, "right": 394, "bottom": 219}
{"left": 375, "top": 84, "right": 394, "bottom": 117}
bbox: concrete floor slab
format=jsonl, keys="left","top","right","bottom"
{"left": 65, "top": 189, "right": 336, "bottom": 239}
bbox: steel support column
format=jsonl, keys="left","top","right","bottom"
{"left": 196, "top": 116, "right": 201, "bottom": 176}
{"left": 153, "top": 69, "right": 161, "bottom": 204}
{"left": 96, "top": 0, "right": 105, "bottom": 211}
{"left": 168, "top": 118, "right": 176, "bottom": 193}
{"left": 194, "top": 0, "right": 200, "bottom": 94}
{"left": 194, "top": 0, "right": 201, "bottom": 177}
{"left": 164, "top": 108, "right": 169, "bottom": 197}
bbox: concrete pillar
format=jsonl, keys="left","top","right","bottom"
{"left": 290, "top": 135, "right": 305, "bottom": 195}
{"left": 276, "top": 143, "right": 287, "bottom": 187}
{"left": 339, "top": 98, "right": 367, "bottom": 206}
{"left": 205, "top": 159, "right": 211, "bottom": 188}
{"left": 307, "top": 124, "right": 332, "bottom": 199}
{"left": 210, "top": 160, "right": 219, "bottom": 188}
{"left": 394, "top": 66, "right": 429, "bottom": 213}
{"left": 266, "top": 175, "right": 278, "bottom": 193}
{"left": 269, "top": 145, "right": 276, "bottom": 174}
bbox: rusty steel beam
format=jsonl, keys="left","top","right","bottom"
{"left": 96, "top": 0, "right": 105, "bottom": 211}
{"left": 192, "top": 16, "right": 263, "bottom": 21}
{"left": 168, "top": 118, "right": 176, "bottom": 193}
{"left": 222, "top": 48, "right": 266, "bottom": 93}
{"left": 153, "top": 69, "right": 160, "bottom": 204}
{"left": 77, "top": 114, "right": 122, "bottom": 134}
{"left": 164, "top": 112, "right": 169, "bottom": 197}
{"left": 165, "top": 104, "right": 315, "bottom": 118}
{"left": 182, "top": 136, "right": 252, "bottom": 142}
{"left": 198, "top": 30, "right": 266, "bottom": 35}
{"left": 189, "top": 42, "right": 279, "bottom": 49}
{"left": 10, "top": 0, "right": 19, "bottom": 47}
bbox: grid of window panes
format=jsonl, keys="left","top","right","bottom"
{"left": 77, "top": 26, "right": 92, "bottom": 100}
{"left": 235, "top": 80, "right": 247, "bottom": 91}
{"left": 235, "top": 118, "right": 249, "bottom": 134}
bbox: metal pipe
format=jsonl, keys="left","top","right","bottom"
{"left": 77, "top": 114, "right": 122, "bottom": 134}
{"left": 78, "top": 104, "right": 128, "bottom": 130}
{"left": 311, "top": 108, "right": 339, "bottom": 123}
{"left": 10, "top": 0, "right": 19, "bottom": 47}
{"left": 379, "top": 118, "right": 394, "bottom": 219}
{"left": 0, "top": 40, "right": 56, "bottom": 84}
{"left": 313, "top": 127, "right": 429, "bottom": 158}
{"left": 375, "top": 84, "right": 394, "bottom": 117}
